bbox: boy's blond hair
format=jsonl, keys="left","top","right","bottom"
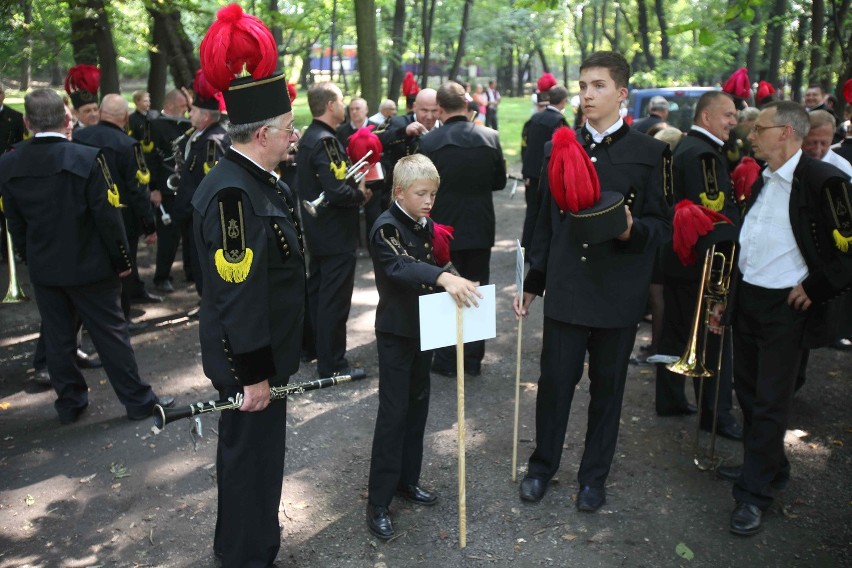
{"left": 392, "top": 154, "right": 440, "bottom": 200}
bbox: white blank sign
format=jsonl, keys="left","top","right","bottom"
{"left": 418, "top": 284, "right": 497, "bottom": 351}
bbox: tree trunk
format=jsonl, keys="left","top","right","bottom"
{"left": 654, "top": 0, "right": 671, "bottom": 60}
{"left": 497, "top": 44, "right": 513, "bottom": 95}
{"left": 68, "top": 0, "right": 121, "bottom": 94}
{"left": 420, "top": 0, "right": 437, "bottom": 87}
{"left": 635, "top": 0, "right": 656, "bottom": 71}
{"left": 746, "top": 8, "right": 761, "bottom": 78}
{"left": 766, "top": 0, "right": 787, "bottom": 86}
{"left": 354, "top": 0, "right": 379, "bottom": 107}
{"left": 790, "top": 12, "right": 809, "bottom": 103}
{"left": 19, "top": 0, "right": 32, "bottom": 90}
{"left": 269, "top": 0, "right": 283, "bottom": 72}
{"left": 147, "top": 5, "right": 197, "bottom": 90}
{"left": 536, "top": 44, "right": 550, "bottom": 74}
{"left": 386, "top": 0, "right": 407, "bottom": 101}
{"left": 810, "top": 0, "right": 825, "bottom": 85}
{"left": 300, "top": 49, "right": 312, "bottom": 90}
{"left": 447, "top": 0, "right": 474, "bottom": 82}
{"left": 147, "top": 11, "right": 169, "bottom": 110}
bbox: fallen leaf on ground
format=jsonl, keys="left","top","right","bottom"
{"left": 110, "top": 462, "right": 131, "bottom": 479}
{"left": 80, "top": 473, "right": 97, "bottom": 483}
{"left": 438, "top": 530, "right": 449, "bottom": 539}
{"left": 561, "top": 534, "right": 577, "bottom": 541}
{"left": 25, "top": 494, "right": 35, "bottom": 506}
{"left": 0, "top": 402, "right": 11, "bottom": 410}
{"left": 675, "top": 542, "right": 694, "bottom": 560}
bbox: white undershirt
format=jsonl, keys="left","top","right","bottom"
{"left": 690, "top": 125, "right": 724, "bottom": 147}
{"left": 586, "top": 118, "right": 624, "bottom": 143}
{"left": 34, "top": 132, "right": 66, "bottom": 139}
{"left": 394, "top": 201, "right": 427, "bottom": 226}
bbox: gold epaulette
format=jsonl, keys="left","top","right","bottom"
{"left": 322, "top": 137, "right": 347, "bottom": 180}
{"left": 214, "top": 189, "right": 253, "bottom": 283}
{"left": 141, "top": 121, "right": 154, "bottom": 153}
{"left": 203, "top": 139, "right": 219, "bottom": 175}
{"left": 134, "top": 144, "right": 151, "bottom": 185}
{"left": 698, "top": 153, "right": 723, "bottom": 211}
{"left": 97, "top": 154, "right": 121, "bottom": 207}
{"left": 826, "top": 179, "right": 852, "bottom": 252}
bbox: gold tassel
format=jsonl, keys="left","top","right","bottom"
{"left": 699, "top": 191, "right": 725, "bottom": 212}
{"left": 23, "top": 131, "right": 32, "bottom": 140}
{"left": 136, "top": 169, "right": 151, "bottom": 185}
{"left": 214, "top": 248, "right": 254, "bottom": 283}
{"left": 141, "top": 139, "right": 154, "bottom": 153}
{"left": 107, "top": 184, "right": 121, "bottom": 208}
{"left": 203, "top": 161, "right": 218, "bottom": 175}
{"left": 330, "top": 161, "right": 346, "bottom": 180}
{"left": 833, "top": 229, "right": 851, "bottom": 252}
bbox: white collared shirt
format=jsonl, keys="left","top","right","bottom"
{"left": 738, "top": 149, "right": 808, "bottom": 288}
{"left": 586, "top": 118, "right": 624, "bottom": 143}
{"left": 690, "top": 125, "right": 724, "bottom": 147}
{"left": 34, "top": 132, "right": 66, "bottom": 139}
{"left": 823, "top": 149, "right": 852, "bottom": 178}
{"left": 394, "top": 201, "right": 427, "bottom": 227}
{"left": 230, "top": 146, "right": 280, "bottom": 183}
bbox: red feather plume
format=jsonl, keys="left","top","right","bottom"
{"left": 346, "top": 127, "right": 382, "bottom": 165}
{"left": 723, "top": 68, "right": 751, "bottom": 99}
{"left": 193, "top": 69, "right": 219, "bottom": 102}
{"left": 548, "top": 127, "right": 600, "bottom": 214}
{"left": 199, "top": 3, "right": 278, "bottom": 92}
{"left": 64, "top": 64, "right": 100, "bottom": 95}
{"left": 432, "top": 222, "right": 455, "bottom": 267}
{"left": 756, "top": 80, "right": 776, "bottom": 102}
{"left": 731, "top": 157, "right": 761, "bottom": 204}
{"left": 843, "top": 78, "right": 852, "bottom": 105}
{"left": 537, "top": 73, "right": 557, "bottom": 93}
{"left": 287, "top": 82, "right": 297, "bottom": 102}
{"left": 672, "top": 200, "right": 732, "bottom": 266}
{"left": 402, "top": 72, "right": 420, "bottom": 97}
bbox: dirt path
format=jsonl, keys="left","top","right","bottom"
{"left": 1, "top": 180, "right": 850, "bottom": 568}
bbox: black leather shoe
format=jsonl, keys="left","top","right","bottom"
{"left": 33, "top": 369, "right": 52, "bottom": 388}
{"left": 519, "top": 476, "right": 547, "bottom": 503}
{"left": 576, "top": 485, "right": 606, "bottom": 512}
{"left": 701, "top": 421, "right": 743, "bottom": 441}
{"left": 396, "top": 484, "right": 438, "bottom": 506}
{"left": 431, "top": 365, "right": 455, "bottom": 377}
{"left": 464, "top": 366, "right": 481, "bottom": 377}
{"left": 657, "top": 403, "right": 697, "bottom": 417}
{"left": 76, "top": 349, "right": 102, "bottom": 369}
{"left": 716, "top": 464, "right": 742, "bottom": 482}
{"left": 58, "top": 403, "right": 88, "bottom": 425}
{"left": 127, "top": 321, "right": 150, "bottom": 333}
{"left": 366, "top": 504, "right": 394, "bottom": 540}
{"left": 730, "top": 502, "right": 762, "bottom": 536}
{"left": 128, "top": 397, "right": 175, "bottom": 421}
{"left": 153, "top": 280, "right": 175, "bottom": 293}
{"left": 132, "top": 291, "right": 164, "bottom": 304}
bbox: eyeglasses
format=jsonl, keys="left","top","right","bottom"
{"left": 267, "top": 124, "right": 296, "bottom": 137}
{"left": 750, "top": 124, "right": 788, "bottom": 135}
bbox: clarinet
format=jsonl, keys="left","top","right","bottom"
{"left": 153, "top": 374, "right": 363, "bottom": 430}
{"left": 165, "top": 127, "right": 195, "bottom": 191}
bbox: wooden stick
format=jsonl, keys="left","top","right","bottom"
{"left": 456, "top": 305, "right": 466, "bottom": 549}
{"left": 512, "top": 316, "right": 523, "bottom": 481}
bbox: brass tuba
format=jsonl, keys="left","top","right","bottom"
{"left": 3, "top": 229, "right": 29, "bottom": 303}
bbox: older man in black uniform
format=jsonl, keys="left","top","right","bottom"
{"left": 147, "top": 89, "right": 192, "bottom": 292}
{"left": 0, "top": 89, "right": 173, "bottom": 424}
{"left": 712, "top": 101, "right": 852, "bottom": 535}
{"left": 173, "top": 74, "right": 228, "bottom": 297}
{"left": 192, "top": 6, "right": 305, "bottom": 563}
{"left": 656, "top": 91, "right": 743, "bottom": 441}
{"left": 73, "top": 94, "right": 160, "bottom": 323}
{"left": 521, "top": 84, "right": 568, "bottom": 249}
{"left": 421, "top": 81, "right": 506, "bottom": 377}
{"left": 297, "top": 81, "right": 370, "bottom": 379}
{"left": 515, "top": 51, "right": 671, "bottom": 512}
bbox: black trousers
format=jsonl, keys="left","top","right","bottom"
{"left": 33, "top": 321, "right": 83, "bottom": 371}
{"left": 184, "top": 218, "right": 203, "bottom": 296}
{"left": 32, "top": 277, "right": 157, "bottom": 420}
{"left": 307, "top": 251, "right": 356, "bottom": 377}
{"left": 655, "top": 275, "right": 735, "bottom": 427}
{"left": 214, "top": 393, "right": 287, "bottom": 568}
{"left": 368, "top": 332, "right": 432, "bottom": 507}
{"left": 433, "top": 248, "right": 491, "bottom": 373}
{"left": 485, "top": 107, "right": 498, "bottom": 130}
{"left": 521, "top": 177, "right": 541, "bottom": 250}
{"left": 153, "top": 193, "right": 182, "bottom": 283}
{"left": 731, "top": 282, "right": 805, "bottom": 510}
{"left": 527, "top": 317, "right": 636, "bottom": 488}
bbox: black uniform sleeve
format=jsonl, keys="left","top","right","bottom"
{"left": 371, "top": 223, "right": 445, "bottom": 290}
{"left": 523, "top": 152, "right": 554, "bottom": 296}
{"left": 803, "top": 177, "right": 852, "bottom": 302}
{"left": 87, "top": 154, "right": 133, "bottom": 273}
{"left": 311, "top": 140, "right": 365, "bottom": 207}
{"left": 120, "top": 141, "right": 156, "bottom": 234}
{"left": 492, "top": 139, "right": 507, "bottom": 191}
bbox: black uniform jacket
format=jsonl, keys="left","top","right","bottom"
{"left": 0, "top": 105, "right": 26, "bottom": 154}
{"left": 420, "top": 116, "right": 506, "bottom": 250}
{"left": 192, "top": 149, "right": 306, "bottom": 388}
{"left": 0, "top": 136, "right": 132, "bottom": 285}
{"left": 662, "top": 129, "right": 741, "bottom": 280}
{"left": 374, "top": 112, "right": 418, "bottom": 191}
{"left": 73, "top": 121, "right": 156, "bottom": 235}
{"left": 524, "top": 123, "right": 672, "bottom": 328}
{"left": 521, "top": 107, "right": 567, "bottom": 179}
{"left": 296, "top": 119, "right": 365, "bottom": 256}
{"left": 370, "top": 204, "right": 446, "bottom": 339}
{"left": 147, "top": 114, "right": 191, "bottom": 194}
{"left": 834, "top": 138, "right": 852, "bottom": 165}
{"left": 173, "top": 122, "right": 228, "bottom": 223}
{"left": 730, "top": 154, "right": 852, "bottom": 348}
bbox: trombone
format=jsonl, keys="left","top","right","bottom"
{"left": 666, "top": 240, "right": 736, "bottom": 471}
{"left": 3, "top": 228, "right": 29, "bottom": 303}
{"left": 302, "top": 150, "right": 374, "bottom": 217}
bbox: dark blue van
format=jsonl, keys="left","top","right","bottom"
{"left": 627, "top": 87, "right": 717, "bottom": 132}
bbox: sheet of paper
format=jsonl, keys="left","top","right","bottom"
{"left": 419, "top": 284, "right": 497, "bottom": 351}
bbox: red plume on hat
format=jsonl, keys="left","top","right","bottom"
{"left": 64, "top": 64, "right": 100, "bottom": 96}
{"left": 432, "top": 222, "right": 455, "bottom": 267}
{"left": 548, "top": 126, "right": 600, "bottom": 213}
{"left": 346, "top": 127, "right": 382, "bottom": 165}
{"left": 756, "top": 81, "right": 776, "bottom": 102}
{"left": 672, "top": 200, "right": 732, "bottom": 266}
{"left": 192, "top": 68, "right": 226, "bottom": 112}
{"left": 199, "top": 3, "right": 277, "bottom": 93}
{"left": 722, "top": 68, "right": 751, "bottom": 99}
{"left": 731, "top": 157, "right": 761, "bottom": 204}
{"left": 843, "top": 78, "right": 852, "bottom": 105}
{"left": 537, "top": 73, "right": 557, "bottom": 93}
{"left": 402, "top": 72, "right": 420, "bottom": 97}
{"left": 287, "top": 82, "right": 297, "bottom": 102}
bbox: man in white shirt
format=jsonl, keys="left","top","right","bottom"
{"left": 802, "top": 110, "right": 852, "bottom": 178}
{"left": 719, "top": 101, "right": 852, "bottom": 536}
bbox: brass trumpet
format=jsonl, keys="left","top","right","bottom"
{"left": 3, "top": 229, "right": 29, "bottom": 303}
{"left": 666, "top": 240, "right": 736, "bottom": 471}
{"left": 302, "top": 150, "right": 374, "bottom": 217}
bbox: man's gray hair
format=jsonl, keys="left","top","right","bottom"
{"left": 24, "top": 89, "right": 66, "bottom": 132}
{"left": 808, "top": 109, "right": 836, "bottom": 130}
{"left": 764, "top": 101, "right": 810, "bottom": 139}
{"left": 648, "top": 95, "right": 668, "bottom": 112}
{"left": 738, "top": 107, "right": 760, "bottom": 123}
{"left": 228, "top": 113, "right": 285, "bottom": 144}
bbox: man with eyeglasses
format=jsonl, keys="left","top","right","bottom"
{"left": 714, "top": 101, "right": 852, "bottom": 536}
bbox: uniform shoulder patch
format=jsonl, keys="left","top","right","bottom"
{"left": 203, "top": 139, "right": 220, "bottom": 175}
{"left": 214, "top": 188, "right": 254, "bottom": 283}
{"left": 322, "top": 137, "right": 347, "bottom": 180}
{"left": 378, "top": 225, "right": 411, "bottom": 257}
{"left": 825, "top": 179, "right": 852, "bottom": 252}
{"left": 698, "top": 152, "right": 724, "bottom": 211}
{"left": 96, "top": 153, "right": 121, "bottom": 207}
